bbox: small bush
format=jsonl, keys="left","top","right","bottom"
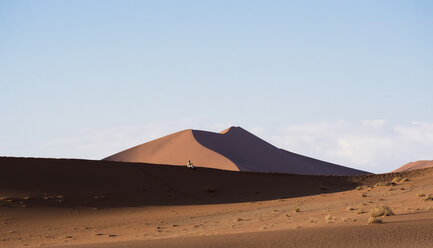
{"left": 355, "top": 186, "right": 362, "bottom": 191}
{"left": 375, "top": 181, "right": 395, "bottom": 187}
{"left": 325, "top": 214, "right": 333, "bottom": 223}
{"left": 417, "top": 192, "right": 426, "bottom": 198}
{"left": 424, "top": 195, "right": 433, "bottom": 201}
{"left": 361, "top": 193, "right": 367, "bottom": 197}
{"left": 400, "top": 178, "right": 409, "bottom": 182}
{"left": 368, "top": 217, "right": 383, "bottom": 224}
{"left": 293, "top": 207, "right": 300, "bottom": 213}
{"left": 356, "top": 208, "right": 363, "bottom": 214}
{"left": 391, "top": 177, "right": 401, "bottom": 183}
{"left": 370, "top": 205, "right": 394, "bottom": 218}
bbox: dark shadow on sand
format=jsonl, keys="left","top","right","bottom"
{"left": 0, "top": 157, "right": 408, "bottom": 209}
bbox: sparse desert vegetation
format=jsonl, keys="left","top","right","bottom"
{"left": 370, "top": 205, "right": 394, "bottom": 218}
{"left": 374, "top": 181, "right": 395, "bottom": 187}
{"left": 325, "top": 214, "right": 333, "bottom": 223}
{"left": 425, "top": 195, "right": 433, "bottom": 201}
{"left": 417, "top": 192, "right": 426, "bottom": 198}
{"left": 368, "top": 217, "right": 383, "bottom": 224}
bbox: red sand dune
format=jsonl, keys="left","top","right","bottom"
{"left": 104, "top": 126, "right": 369, "bottom": 175}
{"left": 393, "top": 160, "right": 433, "bottom": 172}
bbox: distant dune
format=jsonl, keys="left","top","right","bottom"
{"left": 104, "top": 126, "right": 369, "bottom": 175}
{"left": 394, "top": 160, "right": 433, "bottom": 172}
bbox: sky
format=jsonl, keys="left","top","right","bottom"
{"left": 1, "top": 0, "right": 433, "bottom": 173}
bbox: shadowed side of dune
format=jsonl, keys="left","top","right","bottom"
{"left": 0, "top": 157, "right": 367, "bottom": 208}
{"left": 192, "top": 127, "right": 369, "bottom": 175}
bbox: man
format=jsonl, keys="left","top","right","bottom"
{"left": 186, "top": 160, "right": 195, "bottom": 169}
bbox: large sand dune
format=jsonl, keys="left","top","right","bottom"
{"left": 104, "top": 126, "right": 368, "bottom": 175}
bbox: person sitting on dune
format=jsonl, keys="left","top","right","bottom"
{"left": 186, "top": 160, "right": 195, "bottom": 170}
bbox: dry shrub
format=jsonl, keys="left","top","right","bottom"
{"left": 361, "top": 193, "right": 367, "bottom": 198}
{"left": 375, "top": 182, "right": 395, "bottom": 187}
{"left": 417, "top": 192, "right": 426, "bottom": 198}
{"left": 400, "top": 178, "right": 409, "bottom": 182}
{"left": 424, "top": 195, "right": 433, "bottom": 201}
{"left": 325, "top": 214, "right": 333, "bottom": 223}
{"left": 391, "top": 177, "right": 401, "bottom": 183}
{"left": 293, "top": 207, "right": 300, "bottom": 213}
{"left": 370, "top": 205, "right": 394, "bottom": 218}
{"left": 368, "top": 217, "right": 383, "bottom": 224}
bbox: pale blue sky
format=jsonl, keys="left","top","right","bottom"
{"left": 1, "top": 1, "right": 432, "bottom": 172}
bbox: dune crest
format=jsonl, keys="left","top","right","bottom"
{"left": 104, "top": 126, "right": 369, "bottom": 175}
{"left": 394, "top": 160, "right": 433, "bottom": 172}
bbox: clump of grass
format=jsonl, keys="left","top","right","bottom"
{"left": 374, "top": 181, "right": 395, "bottom": 187}
{"left": 417, "top": 192, "right": 426, "bottom": 198}
{"left": 355, "top": 186, "right": 362, "bottom": 191}
{"left": 293, "top": 207, "right": 300, "bottom": 213}
{"left": 391, "top": 177, "right": 401, "bottom": 183}
{"left": 325, "top": 214, "right": 333, "bottom": 223}
{"left": 400, "top": 178, "right": 409, "bottom": 182}
{"left": 369, "top": 205, "right": 394, "bottom": 218}
{"left": 368, "top": 217, "right": 383, "bottom": 224}
{"left": 424, "top": 195, "right": 433, "bottom": 201}
{"left": 356, "top": 208, "right": 364, "bottom": 214}
{"left": 361, "top": 193, "right": 367, "bottom": 198}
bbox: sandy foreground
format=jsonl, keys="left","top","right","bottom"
{"left": 1, "top": 157, "right": 433, "bottom": 248}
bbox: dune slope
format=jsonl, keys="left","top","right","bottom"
{"left": 394, "top": 160, "right": 433, "bottom": 172}
{"left": 104, "top": 129, "right": 238, "bottom": 171}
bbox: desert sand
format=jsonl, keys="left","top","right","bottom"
{"left": 104, "top": 127, "right": 368, "bottom": 175}
{"left": 394, "top": 160, "right": 433, "bottom": 172}
{"left": 1, "top": 156, "right": 433, "bottom": 248}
